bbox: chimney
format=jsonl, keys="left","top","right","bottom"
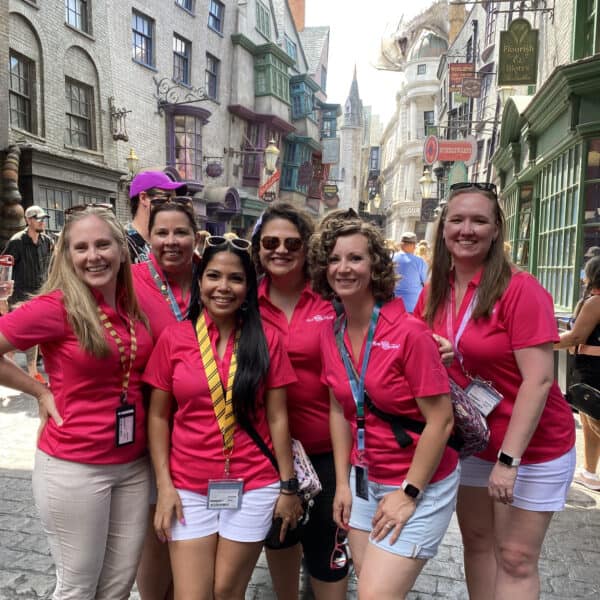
{"left": 448, "top": 1, "right": 466, "bottom": 45}
{"left": 288, "top": 0, "right": 305, "bottom": 32}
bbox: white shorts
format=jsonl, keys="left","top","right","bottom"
{"left": 169, "top": 483, "right": 279, "bottom": 542}
{"left": 460, "top": 446, "right": 576, "bottom": 512}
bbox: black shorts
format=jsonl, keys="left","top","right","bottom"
{"left": 268, "top": 451, "right": 349, "bottom": 583}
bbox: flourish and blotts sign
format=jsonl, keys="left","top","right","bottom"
{"left": 498, "top": 18, "right": 539, "bottom": 86}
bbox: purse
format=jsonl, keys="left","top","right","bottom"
{"left": 567, "top": 383, "right": 600, "bottom": 420}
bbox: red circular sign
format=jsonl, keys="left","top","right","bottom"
{"left": 423, "top": 135, "right": 439, "bottom": 165}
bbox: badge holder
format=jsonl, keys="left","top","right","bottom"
{"left": 207, "top": 451, "right": 244, "bottom": 510}
{"left": 465, "top": 378, "right": 502, "bottom": 417}
{"left": 354, "top": 428, "right": 369, "bottom": 501}
{"left": 115, "top": 393, "right": 135, "bottom": 447}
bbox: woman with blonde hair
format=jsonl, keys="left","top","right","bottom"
{"left": 0, "top": 205, "right": 153, "bottom": 598}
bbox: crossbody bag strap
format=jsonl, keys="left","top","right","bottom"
{"left": 237, "top": 415, "right": 279, "bottom": 473}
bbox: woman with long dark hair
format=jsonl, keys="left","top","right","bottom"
{"left": 143, "top": 237, "right": 302, "bottom": 599}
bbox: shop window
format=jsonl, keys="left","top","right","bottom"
{"left": 208, "top": 0, "right": 224, "bottom": 34}
{"left": 537, "top": 145, "right": 581, "bottom": 310}
{"left": 256, "top": 1, "right": 271, "bottom": 40}
{"left": 205, "top": 53, "right": 220, "bottom": 100}
{"left": 254, "top": 53, "right": 290, "bottom": 102}
{"left": 321, "top": 108, "right": 337, "bottom": 138}
{"left": 241, "top": 123, "right": 280, "bottom": 185}
{"left": 281, "top": 141, "right": 311, "bottom": 193}
{"left": 65, "top": 77, "right": 94, "bottom": 149}
{"left": 65, "top": 0, "right": 90, "bottom": 34}
{"left": 291, "top": 82, "right": 314, "bottom": 120}
{"left": 39, "top": 186, "right": 72, "bottom": 233}
{"left": 9, "top": 51, "right": 35, "bottom": 134}
{"left": 132, "top": 10, "right": 154, "bottom": 67}
{"left": 173, "top": 34, "right": 191, "bottom": 85}
{"left": 165, "top": 107, "right": 209, "bottom": 182}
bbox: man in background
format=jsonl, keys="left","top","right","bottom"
{"left": 392, "top": 231, "right": 428, "bottom": 313}
{"left": 3, "top": 205, "right": 54, "bottom": 383}
{"left": 126, "top": 171, "right": 185, "bottom": 263}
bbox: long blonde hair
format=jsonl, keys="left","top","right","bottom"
{"left": 40, "top": 206, "right": 146, "bottom": 357}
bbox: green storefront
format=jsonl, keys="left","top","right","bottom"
{"left": 493, "top": 54, "right": 600, "bottom": 313}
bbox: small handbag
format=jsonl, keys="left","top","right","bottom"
{"left": 567, "top": 383, "right": 600, "bottom": 420}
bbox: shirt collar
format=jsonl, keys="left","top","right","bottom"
{"left": 449, "top": 267, "right": 484, "bottom": 288}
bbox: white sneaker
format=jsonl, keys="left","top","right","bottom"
{"left": 574, "top": 470, "right": 600, "bottom": 491}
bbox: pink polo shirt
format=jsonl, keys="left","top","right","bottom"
{"left": 320, "top": 298, "right": 457, "bottom": 486}
{"left": 0, "top": 290, "right": 153, "bottom": 464}
{"left": 132, "top": 254, "right": 191, "bottom": 340}
{"left": 258, "top": 278, "right": 335, "bottom": 455}
{"left": 142, "top": 310, "right": 297, "bottom": 494}
{"left": 414, "top": 270, "right": 575, "bottom": 464}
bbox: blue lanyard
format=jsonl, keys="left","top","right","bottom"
{"left": 335, "top": 304, "right": 380, "bottom": 457}
{"left": 147, "top": 260, "right": 187, "bottom": 322}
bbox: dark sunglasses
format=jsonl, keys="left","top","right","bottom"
{"left": 449, "top": 182, "right": 498, "bottom": 196}
{"left": 260, "top": 236, "right": 304, "bottom": 252}
{"left": 329, "top": 527, "right": 349, "bottom": 570}
{"left": 65, "top": 203, "right": 114, "bottom": 216}
{"left": 205, "top": 235, "right": 252, "bottom": 252}
{"left": 150, "top": 195, "right": 194, "bottom": 208}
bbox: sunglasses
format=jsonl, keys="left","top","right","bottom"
{"left": 449, "top": 182, "right": 498, "bottom": 196}
{"left": 65, "top": 203, "right": 114, "bottom": 216}
{"left": 204, "top": 235, "right": 252, "bottom": 252}
{"left": 150, "top": 195, "right": 194, "bottom": 208}
{"left": 260, "top": 236, "right": 304, "bottom": 252}
{"left": 329, "top": 527, "right": 349, "bottom": 570}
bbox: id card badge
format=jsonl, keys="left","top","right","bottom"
{"left": 465, "top": 378, "right": 503, "bottom": 417}
{"left": 207, "top": 479, "right": 244, "bottom": 510}
{"left": 115, "top": 404, "right": 135, "bottom": 447}
{"left": 355, "top": 465, "right": 369, "bottom": 500}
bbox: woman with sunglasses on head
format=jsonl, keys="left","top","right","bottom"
{"left": 414, "top": 182, "right": 576, "bottom": 600}
{"left": 251, "top": 202, "right": 350, "bottom": 600}
{"left": 131, "top": 196, "right": 200, "bottom": 600}
{"left": 0, "top": 206, "right": 153, "bottom": 598}
{"left": 309, "top": 214, "right": 459, "bottom": 600}
{"left": 143, "top": 235, "right": 302, "bottom": 599}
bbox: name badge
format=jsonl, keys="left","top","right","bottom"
{"left": 355, "top": 465, "right": 369, "bottom": 501}
{"left": 115, "top": 404, "right": 135, "bottom": 447}
{"left": 465, "top": 378, "right": 503, "bottom": 417}
{"left": 207, "top": 479, "right": 244, "bottom": 510}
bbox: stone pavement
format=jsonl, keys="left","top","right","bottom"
{"left": 1, "top": 380, "right": 599, "bottom": 599}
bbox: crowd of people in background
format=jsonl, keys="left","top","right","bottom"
{"left": 0, "top": 172, "right": 593, "bottom": 600}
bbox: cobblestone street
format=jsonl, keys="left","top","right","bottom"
{"left": 1, "top": 381, "right": 599, "bottom": 599}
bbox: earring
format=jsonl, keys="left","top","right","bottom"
{"left": 240, "top": 301, "right": 248, "bottom": 312}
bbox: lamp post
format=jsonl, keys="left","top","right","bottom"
{"left": 264, "top": 139, "right": 280, "bottom": 174}
{"left": 419, "top": 168, "right": 437, "bottom": 223}
{"left": 126, "top": 148, "right": 139, "bottom": 178}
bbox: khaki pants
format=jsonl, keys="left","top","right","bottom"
{"left": 32, "top": 450, "right": 150, "bottom": 600}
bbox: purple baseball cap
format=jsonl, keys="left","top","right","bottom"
{"left": 129, "top": 170, "right": 184, "bottom": 199}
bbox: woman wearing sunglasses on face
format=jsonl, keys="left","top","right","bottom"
{"left": 413, "top": 183, "right": 576, "bottom": 600}
{"left": 143, "top": 236, "right": 302, "bottom": 600}
{"left": 251, "top": 203, "right": 350, "bottom": 600}
{"left": 309, "top": 215, "right": 459, "bottom": 600}
{"left": 132, "top": 197, "right": 200, "bottom": 600}
{"left": 0, "top": 206, "right": 153, "bottom": 598}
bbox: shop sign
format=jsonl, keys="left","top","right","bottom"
{"left": 423, "top": 135, "right": 476, "bottom": 166}
{"left": 498, "top": 18, "right": 538, "bottom": 86}
{"left": 205, "top": 162, "right": 223, "bottom": 178}
{"left": 321, "top": 138, "right": 340, "bottom": 164}
{"left": 321, "top": 183, "right": 339, "bottom": 208}
{"left": 322, "top": 184, "right": 338, "bottom": 196}
{"left": 421, "top": 198, "right": 438, "bottom": 222}
{"left": 449, "top": 63, "right": 475, "bottom": 93}
{"left": 461, "top": 77, "right": 482, "bottom": 98}
{"left": 259, "top": 170, "right": 280, "bottom": 200}
{"left": 298, "top": 161, "right": 314, "bottom": 187}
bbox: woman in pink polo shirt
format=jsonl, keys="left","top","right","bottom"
{"left": 414, "top": 182, "right": 576, "bottom": 599}
{"left": 0, "top": 206, "right": 153, "bottom": 599}
{"left": 309, "top": 215, "right": 459, "bottom": 600}
{"left": 132, "top": 197, "right": 198, "bottom": 600}
{"left": 143, "top": 237, "right": 303, "bottom": 599}
{"left": 251, "top": 202, "right": 348, "bottom": 600}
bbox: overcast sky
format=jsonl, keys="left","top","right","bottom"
{"left": 305, "top": 0, "right": 437, "bottom": 123}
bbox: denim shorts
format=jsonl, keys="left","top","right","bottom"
{"left": 348, "top": 466, "right": 460, "bottom": 559}
{"left": 460, "top": 446, "right": 576, "bottom": 512}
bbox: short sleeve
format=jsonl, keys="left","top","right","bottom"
{"left": 142, "top": 328, "right": 175, "bottom": 392}
{"left": 264, "top": 327, "right": 297, "bottom": 390}
{"left": 0, "top": 293, "right": 66, "bottom": 350}
{"left": 3, "top": 238, "right": 21, "bottom": 263}
{"left": 500, "top": 273, "right": 559, "bottom": 350}
{"left": 413, "top": 285, "right": 429, "bottom": 321}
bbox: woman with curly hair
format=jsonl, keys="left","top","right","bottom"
{"left": 309, "top": 216, "right": 459, "bottom": 600}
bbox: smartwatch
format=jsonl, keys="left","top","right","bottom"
{"left": 401, "top": 480, "right": 423, "bottom": 501}
{"left": 280, "top": 477, "right": 299, "bottom": 493}
{"left": 497, "top": 450, "right": 521, "bottom": 467}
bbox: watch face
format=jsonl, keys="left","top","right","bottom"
{"left": 403, "top": 483, "right": 419, "bottom": 498}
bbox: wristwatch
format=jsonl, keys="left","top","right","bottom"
{"left": 401, "top": 480, "right": 423, "bottom": 501}
{"left": 280, "top": 477, "right": 299, "bottom": 493}
{"left": 497, "top": 450, "right": 521, "bottom": 467}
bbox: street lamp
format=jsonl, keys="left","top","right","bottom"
{"left": 373, "top": 193, "right": 382, "bottom": 209}
{"left": 264, "top": 139, "right": 280, "bottom": 174}
{"left": 419, "top": 169, "right": 435, "bottom": 200}
{"left": 419, "top": 168, "right": 438, "bottom": 223}
{"left": 126, "top": 147, "right": 139, "bottom": 178}
{"left": 498, "top": 86, "right": 517, "bottom": 105}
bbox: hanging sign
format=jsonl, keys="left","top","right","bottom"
{"left": 461, "top": 77, "right": 482, "bottom": 98}
{"left": 259, "top": 170, "right": 280, "bottom": 200}
{"left": 321, "top": 183, "right": 340, "bottom": 208}
{"left": 298, "top": 162, "right": 314, "bottom": 187}
{"left": 423, "top": 135, "right": 476, "bottom": 166}
{"left": 449, "top": 63, "right": 475, "bottom": 93}
{"left": 498, "top": 18, "right": 539, "bottom": 86}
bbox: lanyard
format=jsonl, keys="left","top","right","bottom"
{"left": 446, "top": 287, "right": 477, "bottom": 374}
{"left": 195, "top": 312, "right": 240, "bottom": 474}
{"left": 335, "top": 304, "right": 380, "bottom": 459}
{"left": 147, "top": 260, "right": 188, "bottom": 321}
{"left": 98, "top": 307, "right": 137, "bottom": 404}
